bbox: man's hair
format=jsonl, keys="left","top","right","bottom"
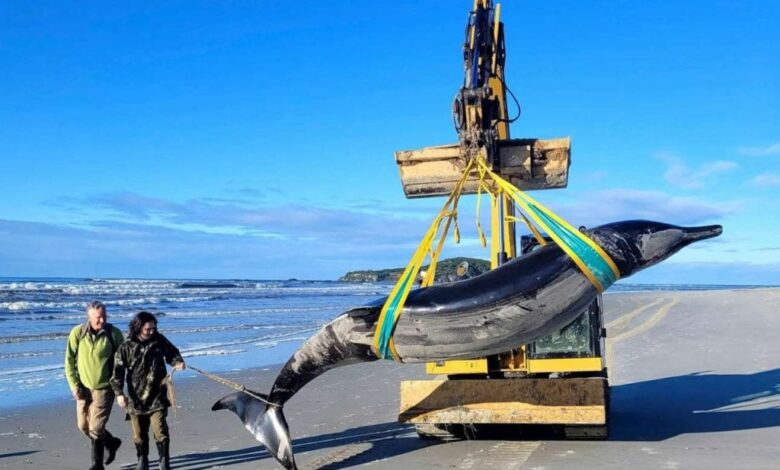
{"left": 87, "top": 300, "right": 106, "bottom": 315}
{"left": 128, "top": 311, "right": 158, "bottom": 340}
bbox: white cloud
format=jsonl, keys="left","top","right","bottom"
{"left": 737, "top": 142, "right": 780, "bottom": 157}
{"left": 655, "top": 152, "right": 738, "bottom": 189}
{"left": 5, "top": 186, "right": 740, "bottom": 279}
{"left": 0, "top": 217, "right": 423, "bottom": 279}
{"left": 555, "top": 188, "right": 734, "bottom": 228}
{"left": 76, "top": 191, "right": 435, "bottom": 246}
{"left": 751, "top": 173, "right": 780, "bottom": 188}
{"left": 581, "top": 170, "right": 608, "bottom": 182}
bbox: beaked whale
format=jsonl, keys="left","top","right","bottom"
{"left": 212, "top": 220, "right": 722, "bottom": 470}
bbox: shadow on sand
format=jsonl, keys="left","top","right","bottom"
{"left": 132, "top": 368, "right": 780, "bottom": 468}
{"left": 0, "top": 450, "right": 39, "bottom": 460}
{"left": 125, "top": 422, "right": 435, "bottom": 470}
{"left": 610, "top": 367, "right": 780, "bottom": 440}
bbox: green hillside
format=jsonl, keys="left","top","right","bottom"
{"left": 339, "top": 257, "right": 490, "bottom": 283}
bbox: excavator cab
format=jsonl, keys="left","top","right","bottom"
{"left": 518, "top": 234, "right": 607, "bottom": 379}
{"left": 395, "top": 0, "right": 609, "bottom": 440}
{"left": 399, "top": 239, "right": 610, "bottom": 441}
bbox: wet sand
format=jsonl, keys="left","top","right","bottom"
{"left": 2, "top": 288, "right": 779, "bottom": 469}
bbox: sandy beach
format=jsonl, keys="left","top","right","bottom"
{"left": 2, "top": 288, "right": 779, "bottom": 469}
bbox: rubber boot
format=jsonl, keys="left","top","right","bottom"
{"left": 104, "top": 433, "right": 122, "bottom": 465}
{"left": 156, "top": 440, "right": 170, "bottom": 470}
{"left": 134, "top": 442, "right": 149, "bottom": 470}
{"left": 89, "top": 438, "right": 105, "bottom": 470}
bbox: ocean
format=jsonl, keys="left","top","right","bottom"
{"left": 0, "top": 277, "right": 768, "bottom": 410}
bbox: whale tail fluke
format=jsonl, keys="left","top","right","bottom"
{"left": 212, "top": 391, "right": 297, "bottom": 470}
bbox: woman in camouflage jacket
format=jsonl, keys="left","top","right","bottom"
{"left": 111, "top": 311, "right": 184, "bottom": 470}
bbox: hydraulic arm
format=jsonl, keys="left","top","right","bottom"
{"left": 395, "top": 1, "right": 609, "bottom": 440}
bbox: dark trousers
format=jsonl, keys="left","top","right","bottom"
{"left": 129, "top": 410, "right": 169, "bottom": 445}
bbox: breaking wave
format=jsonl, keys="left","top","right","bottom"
{"left": 0, "top": 276, "right": 388, "bottom": 410}
{"left": 176, "top": 282, "right": 243, "bottom": 289}
{"left": 0, "top": 295, "right": 223, "bottom": 312}
{"left": 0, "top": 364, "right": 63, "bottom": 377}
{"left": 0, "top": 351, "right": 57, "bottom": 360}
{"left": 183, "top": 349, "right": 247, "bottom": 358}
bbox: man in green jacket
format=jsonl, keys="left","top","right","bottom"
{"left": 65, "top": 301, "right": 125, "bottom": 470}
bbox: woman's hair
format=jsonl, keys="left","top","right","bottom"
{"left": 128, "top": 311, "right": 158, "bottom": 340}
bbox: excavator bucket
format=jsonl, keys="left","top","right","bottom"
{"left": 395, "top": 137, "right": 571, "bottom": 198}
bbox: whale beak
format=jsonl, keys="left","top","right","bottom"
{"left": 683, "top": 224, "right": 723, "bottom": 243}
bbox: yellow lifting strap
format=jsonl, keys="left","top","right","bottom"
{"left": 372, "top": 157, "right": 620, "bottom": 361}
{"left": 372, "top": 159, "right": 475, "bottom": 361}
{"left": 475, "top": 159, "right": 620, "bottom": 291}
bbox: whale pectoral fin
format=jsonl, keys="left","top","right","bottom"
{"left": 212, "top": 392, "right": 297, "bottom": 470}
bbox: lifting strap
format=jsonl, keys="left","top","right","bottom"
{"left": 476, "top": 159, "right": 620, "bottom": 292}
{"left": 372, "top": 156, "right": 620, "bottom": 361}
{"left": 372, "top": 159, "right": 475, "bottom": 361}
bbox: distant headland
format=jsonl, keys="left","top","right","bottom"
{"left": 339, "top": 257, "right": 490, "bottom": 283}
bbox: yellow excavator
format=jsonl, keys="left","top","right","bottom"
{"left": 394, "top": 0, "right": 609, "bottom": 439}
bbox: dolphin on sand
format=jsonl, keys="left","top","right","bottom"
{"left": 213, "top": 220, "right": 723, "bottom": 469}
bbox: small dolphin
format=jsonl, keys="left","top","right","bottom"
{"left": 213, "top": 220, "right": 722, "bottom": 469}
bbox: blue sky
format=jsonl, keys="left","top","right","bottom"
{"left": 1, "top": 1, "right": 778, "bottom": 283}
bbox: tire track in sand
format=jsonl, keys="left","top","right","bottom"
{"left": 606, "top": 297, "right": 679, "bottom": 377}
{"left": 606, "top": 297, "right": 666, "bottom": 332}
{"left": 459, "top": 441, "right": 540, "bottom": 469}
{"left": 310, "top": 300, "right": 680, "bottom": 469}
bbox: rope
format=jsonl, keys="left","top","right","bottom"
{"left": 184, "top": 365, "right": 280, "bottom": 408}
{"left": 165, "top": 372, "right": 178, "bottom": 417}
